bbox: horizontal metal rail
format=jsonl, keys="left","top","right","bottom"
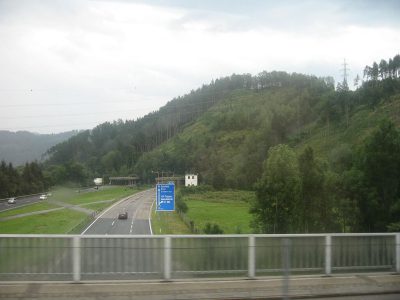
{"left": 0, "top": 233, "right": 398, "bottom": 282}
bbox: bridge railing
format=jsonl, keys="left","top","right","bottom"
{"left": 0, "top": 233, "right": 399, "bottom": 282}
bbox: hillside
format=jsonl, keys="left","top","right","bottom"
{"left": 136, "top": 82, "right": 400, "bottom": 183}
{"left": 0, "top": 130, "right": 78, "bottom": 166}
{"left": 41, "top": 55, "right": 400, "bottom": 233}
{"left": 48, "top": 72, "right": 335, "bottom": 184}
{"left": 136, "top": 74, "right": 335, "bottom": 187}
{"left": 45, "top": 70, "right": 400, "bottom": 189}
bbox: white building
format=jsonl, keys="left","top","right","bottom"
{"left": 185, "top": 174, "right": 198, "bottom": 187}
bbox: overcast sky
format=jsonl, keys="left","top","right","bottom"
{"left": 0, "top": 0, "right": 399, "bottom": 134}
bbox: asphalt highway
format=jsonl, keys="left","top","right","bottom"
{"left": 82, "top": 188, "right": 155, "bottom": 235}
{"left": 0, "top": 194, "right": 46, "bottom": 212}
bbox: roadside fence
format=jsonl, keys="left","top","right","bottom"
{"left": 0, "top": 233, "right": 398, "bottom": 282}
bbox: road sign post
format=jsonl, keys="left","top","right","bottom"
{"left": 156, "top": 183, "right": 175, "bottom": 211}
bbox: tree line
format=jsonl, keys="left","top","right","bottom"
{"left": 0, "top": 161, "right": 47, "bottom": 198}
{"left": 251, "top": 119, "right": 400, "bottom": 233}
{"left": 363, "top": 54, "right": 400, "bottom": 81}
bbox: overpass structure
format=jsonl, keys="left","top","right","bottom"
{"left": 0, "top": 233, "right": 399, "bottom": 282}
{"left": 108, "top": 176, "right": 140, "bottom": 185}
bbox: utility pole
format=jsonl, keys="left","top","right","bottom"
{"left": 340, "top": 59, "right": 350, "bottom": 127}
{"left": 340, "top": 58, "right": 350, "bottom": 90}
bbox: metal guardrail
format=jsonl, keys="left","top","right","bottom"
{"left": 0, "top": 233, "right": 399, "bottom": 282}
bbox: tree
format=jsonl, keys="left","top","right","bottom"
{"left": 371, "top": 62, "right": 379, "bottom": 81}
{"left": 298, "top": 146, "right": 326, "bottom": 232}
{"left": 358, "top": 119, "right": 400, "bottom": 231}
{"left": 353, "top": 74, "right": 360, "bottom": 89}
{"left": 393, "top": 54, "right": 400, "bottom": 78}
{"left": 252, "top": 144, "right": 301, "bottom": 233}
{"left": 363, "top": 65, "right": 371, "bottom": 81}
{"left": 379, "top": 59, "right": 388, "bottom": 79}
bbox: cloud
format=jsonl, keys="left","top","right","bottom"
{"left": 0, "top": 0, "right": 399, "bottom": 133}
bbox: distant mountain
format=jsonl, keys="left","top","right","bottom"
{"left": 0, "top": 130, "right": 79, "bottom": 166}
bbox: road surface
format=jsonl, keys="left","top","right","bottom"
{"left": 0, "top": 194, "right": 45, "bottom": 212}
{"left": 82, "top": 188, "right": 155, "bottom": 235}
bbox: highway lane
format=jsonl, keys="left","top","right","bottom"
{"left": 82, "top": 188, "right": 155, "bottom": 235}
{"left": 0, "top": 194, "right": 46, "bottom": 212}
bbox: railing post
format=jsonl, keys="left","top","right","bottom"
{"left": 396, "top": 233, "right": 400, "bottom": 273}
{"left": 248, "top": 235, "right": 256, "bottom": 279}
{"left": 282, "top": 238, "right": 291, "bottom": 300}
{"left": 164, "top": 236, "right": 171, "bottom": 280}
{"left": 325, "top": 235, "right": 332, "bottom": 276}
{"left": 72, "top": 236, "right": 81, "bottom": 282}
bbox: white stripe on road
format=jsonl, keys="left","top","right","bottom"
{"left": 129, "top": 210, "right": 136, "bottom": 234}
{"left": 81, "top": 189, "right": 149, "bottom": 235}
{"left": 149, "top": 198, "right": 155, "bottom": 235}
{"left": 111, "top": 220, "right": 115, "bottom": 226}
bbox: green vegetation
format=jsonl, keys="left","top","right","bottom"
{"left": 0, "top": 202, "right": 60, "bottom": 219}
{"left": 252, "top": 119, "right": 400, "bottom": 233}
{"left": 0, "top": 186, "right": 142, "bottom": 234}
{"left": 59, "top": 186, "right": 137, "bottom": 205}
{"left": 0, "top": 209, "right": 87, "bottom": 234}
{"left": 3, "top": 54, "right": 400, "bottom": 234}
{"left": 179, "top": 188, "right": 255, "bottom": 234}
{"left": 82, "top": 201, "right": 113, "bottom": 212}
{"left": 151, "top": 210, "right": 191, "bottom": 235}
{"left": 0, "top": 161, "right": 48, "bottom": 198}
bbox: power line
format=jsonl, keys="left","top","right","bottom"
{"left": 0, "top": 90, "right": 272, "bottom": 132}
{"left": 0, "top": 97, "right": 245, "bottom": 131}
{"left": 0, "top": 100, "right": 146, "bottom": 108}
{"left": 0, "top": 97, "right": 224, "bottom": 120}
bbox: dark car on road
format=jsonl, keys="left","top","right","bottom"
{"left": 118, "top": 211, "right": 128, "bottom": 219}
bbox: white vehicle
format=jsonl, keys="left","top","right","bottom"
{"left": 94, "top": 178, "right": 103, "bottom": 186}
{"left": 7, "top": 197, "right": 16, "bottom": 204}
{"left": 39, "top": 194, "right": 47, "bottom": 200}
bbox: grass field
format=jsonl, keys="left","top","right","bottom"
{"left": 151, "top": 209, "right": 191, "bottom": 234}
{"left": 53, "top": 186, "right": 139, "bottom": 205}
{"left": 0, "top": 202, "right": 60, "bottom": 219}
{"left": 0, "top": 186, "right": 145, "bottom": 234}
{"left": 151, "top": 188, "right": 255, "bottom": 235}
{"left": 0, "top": 209, "right": 87, "bottom": 234}
{"left": 82, "top": 201, "right": 114, "bottom": 212}
{"left": 184, "top": 190, "right": 255, "bottom": 234}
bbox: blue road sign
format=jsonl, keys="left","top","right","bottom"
{"left": 156, "top": 183, "right": 175, "bottom": 211}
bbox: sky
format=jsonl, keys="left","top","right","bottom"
{"left": 0, "top": 0, "right": 399, "bottom": 134}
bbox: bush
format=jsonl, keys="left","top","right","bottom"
{"left": 203, "top": 223, "right": 224, "bottom": 234}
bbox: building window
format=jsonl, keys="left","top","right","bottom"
{"left": 192, "top": 176, "right": 195, "bottom": 179}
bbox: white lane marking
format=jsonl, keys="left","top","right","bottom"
{"left": 81, "top": 189, "right": 150, "bottom": 235}
{"left": 129, "top": 191, "right": 151, "bottom": 234}
{"left": 148, "top": 196, "right": 155, "bottom": 235}
{"left": 129, "top": 207, "right": 137, "bottom": 234}
{"left": 111, "top": 220, "right": 115, "bottom": 226}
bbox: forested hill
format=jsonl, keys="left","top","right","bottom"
{"left": 45, "top": 71, "right": 335, "bottom": 184}
{"left": 43, "top": 55, "right": 400, "bottom": 232}
{"left": 0, "top": 130, "right": 78, "bottom": 166}
{"left": 45, "top": 56, "right": 400, "bottom": 191}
